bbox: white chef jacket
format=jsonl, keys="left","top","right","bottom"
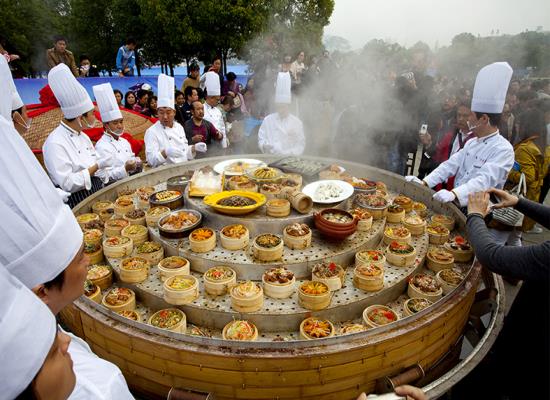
{"left": 424, "top": 130, "right": 514, "bottom": 206}
{"left": 43, "top": 123, "right": 112, "bottom": 193}
{"left": 95, "top": 133, "right": 134, "bottom": 182}
{"left": 203, "top": 103, "right": 225, "bottom": 137}
{"left": 144, "top": 120, "right": 194, "bottom": 168}
{"left": 63, "top": 328, "right": 134, "bottom": 400}
{"left": 258, "top": 112, "right": 305, "bottom": 156}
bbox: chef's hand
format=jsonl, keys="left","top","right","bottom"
{"left": 418, "top": 132, "right": 432, "bottom": 146}
{"left": 487, "top": 187, "right": 519, "bottom": 209}
{"left": 165, "top": 147, "right": 185, "bottom": 159}
{"left": 97, "top": 155, "right": 115, "bottom": 169}
{"left": 433, "top": 189, "right": 456, "bottom": 203}
{"left": 192, "top": 134, "right": 203, "bottom": 143}
{"left": 467, "top": 192, "right": 491, "bottom": 216}
{"left": 405, "top": 176, "right": 424, "bottom": 185}
{"left": 194, "top": 142, "right": 207, "bottom": 153}
{"left": 55, "top": 188, "right": 71, "bottom": 203}
{"left": 124, "top": 158, "right": 137, "bottom": 172}
{"left": 394, "top": 385, "right": 427, "bottom": 400}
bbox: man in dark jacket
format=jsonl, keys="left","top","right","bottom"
{"left": 183, "top": 101, "right": 222, "bottom": 156}
{"left": 46, "top": 36, "right": 79, "bottom": 77}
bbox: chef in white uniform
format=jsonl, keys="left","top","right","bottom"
{"left": 203, "top": 70, "right": 229, "bottom": 148}
{"left": 144, "top": 73, "right": 206, "bottom": 167}
{"left": 0, "top": 265, "right": 73, "bottom": 400}
{"left": 406, "top": 62, "right": 514, "bottom": 207}
{"left": 43, "top": 64, "right": 115, "bottom": 208}
{"left": 258, "top": 71, "right": 306, "bottom": 155}
{"left": 94, "top": 82, "right": 141, "bottom": 181}
{"left": 0, "top": 113, "right": 134, "bottom": 399}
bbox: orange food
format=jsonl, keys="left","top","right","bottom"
{"left": 221, "top": 224, "right": 247, "bottom": 238}
{"left": 191, "top": 228, "right": 214, "bottom": 241}
{"left": 300, "top": 281, "right": 329, "bottom": 295}
{"left": 161, "top": 212, "right": 199, "bottom": 230}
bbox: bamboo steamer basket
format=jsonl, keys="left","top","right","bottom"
{"left": 117, "top": 188, "right": 136, "bottom": 197}
{"left": 403, "top": 298, "right": 433, "bottom": 317}
{"left": 403, "top": 217, "right": 427, "bottom": 236}
{"left": 444, "top": 242, "right": 474, "bottom": 263}
{"left": 120, "top": 257, "right": 150, "bottom": 283}
{"left": 148, "top": 308, "right": 187, "bottom": 334}
{"left": 87, "top": 265, "right": 113, "bottom": 290}
{"left": 101, "top": 288, "right": 136, "bottom": 312}
{"left": 355, "top": 250, "right": 386, "bottom": 268}
{"left": 299, "top": 317, "right": 335, "bottom": 340}
{"left": 135, "top": 241, "right": 165, "bottom": 265}
{"left": 230, "top": 282, "right": 264, "bottom": 312}
{"left": 123, "top": 209, "right": 147, "bottom": 226}
{"left": 121, "top": 224, "right": 149, "bottom": 246}
{"left": 114, "top": 195, "right": 135, "bottom": 217}
{"left": 426, "top": 248, "right": 455, "bottom": 272}
{"left": 158, "top": 257, "right": 190, "bottom": 282}
{"left": 436, "top": 269, "right": 465, "bottom": 295}
{"left": 356, "top": 214, "right": 373, "bottom": 231}
{"left": 92, "top": 200, "right": 114, "bottom": 216}
{"left": 77, "top": 213, "right": 100, "bottom": 229}
{"left": 353, "top": 265, "right": 384, "bottom": 291}
{"left": 283, "top": 190, "right": 313, "bottom": 214}
{"left": 117, "top": 310, "right": 142, "bottom": 323}
{"left": 385, "top": 244, "right": 417, "bottom": 267}
{"left": 431, "top": 214, "right": 456, "bottom": 231}
{"left": 412, "top": 202, "right": 428, "bottom": 218}
{"left": 311, "top": 264, "right": 345, "bottom": 291}
{"left": 189, "top": 228, "right": 216, "bottom": 253}
{"left": 102, "top": 236, "right": 134, "bottom": 258}
{"left": 86, "top": 285, "right": 102, "bottom": 303}
{"left": 363, "top": 305, "right": 399, "bottom": 328}
{"left": 386, "top": 207, "right": 405, "bottom": 223}
{"left": 85, "top": 244, "right": 104, "bottom": 265}
{"left": 235, "top": 181, "right": 258, "bottom": 193}
{"left": 266, "top": 199, "right": 291, "bottom": 217}
{"left": 393, "top": 196, "right": 413, "bottom": 213}
{"left": 427, "top": 224, "right": 450, "bottom": 245}
{"left": 83, "top": 229, "right": 103, "bottom": 247}
{"left": 104, "top": 219, "right": 130, "bottom": 237}
{"left": 219, "top": 225, "right": 250, "bottom": 251}
{"left": 259, "top": 184, "right": 282, "bottom": 200}
{"left": 99, "top": 208, "right": 115, "bottom": 222}
{"left": 163, "top": 275, "right": 199, "bottom": 305}
{"left": 407, "top": 275, "right": 443, "bottom": 301}
{"left": 227, "top": 176, "right": 251, "bottom": 191}
{"left": 282, "top": 225, "right": 312, "bottom": 250}
{"left": 262, "top": 274, "right": 295, "bottom": 299}
{"left": 145, "top": 206, "right": 171, "bottom": 228}
{"left": 383, "top": 227, "right": 411, "bottom": 246}
{"left": 222, "top": 320, "right": 258, "bottom": 341}
{"left": 136, "top": 186, "right": 156, "bottom": 209}
{"left": 252, "top": 234, "right": 284, "bottom": 261}
{"left": 298, "top": 281, "right": 331, "bottom": 310}
{"left": 282, "top": 173, "right": 303, "bottom": 190}
{"left": 203, "top": 266, "right": 237, "bottom": 296}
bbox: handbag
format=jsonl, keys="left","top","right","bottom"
{"left": 491, "top": 173, "right": 527, "bottom": 227}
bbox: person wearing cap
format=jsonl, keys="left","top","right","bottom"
{"left": 145, "top": 73, "right": 207, "bottom": 167}
{"left": 258, "top": 71, "right": 305, "bottom": 155}
{"left": 406, "top": 63, "right": 515, "bottom": 214}
{"left": 203, "top": 70, "right": 228, "bottom": 149}
{"left": 94, "top": 83, "right": 142, "bottom": 180}
{"left": 0, "top": 265, "right": 76, "bottom": 400}
{"left": 0, "top": 108, "right": 135, "bottom": 399}
{"left": 43, "top": 64, "right": 116, "bottom": 208}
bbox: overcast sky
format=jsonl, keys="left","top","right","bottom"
{"left": 325, "top": 0, "right": 550, "bottom": 50}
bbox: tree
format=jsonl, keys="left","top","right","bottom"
{"left": 324, "top": 35, "right": 351, "bottom": 53}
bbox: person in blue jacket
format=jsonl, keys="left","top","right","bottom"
{"left": 116, "top": 37, "right": 136, "bottom": 77}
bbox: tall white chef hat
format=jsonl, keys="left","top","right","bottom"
{"left": 93, "top": 83, "right": 122, "bottom": 123}
{"left": 157, "top": 73, "right": 175, "bottom": 109}
{"left": 48, "top": 63, "right": 94, "bottom": 119}
{"left": 471, "top": 62, "right": 513, "bottom": 114}
{"left": 0, "top": 117, "right": 83, "bottom": 289}
{"left": 0, "top": 266, "right": 57, "bottom": 399}
{"left": 12, "top": 91, "right": 24, "bottom": 110}
{"left": 275, "top": 71, "right": 292, "bottom": 104}
{"left": 0, "top": 55, "right": 15, "bottom": 120}
{"left": 204, "top": 71, "right": 221, "bottom": 96}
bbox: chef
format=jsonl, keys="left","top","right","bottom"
{"left": 203, "top": 70, "right": 228, "bottom": 148}
{"left": 406, "top": 62, "right": 514, "bottom": 207}
{"left": 258, "top": 71, "right": 305, "bottom": 155}
{"left": 42, "top": 64, "right": 115, "bottom": 208}
{"left": 144, "top": 73, "right": 207, "bottom": 167}
{"left": 0, "top": 265, "right": 74, "bottom": 400}
{"left": 0, "top": 107, "right": 134, "bottom": 399}
{"left": 94, "top": 82, "right": 141, "bottom": 180}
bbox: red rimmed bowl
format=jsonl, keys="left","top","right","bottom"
{"left": 314, "top": 208, "right": 357, "bottom": 240}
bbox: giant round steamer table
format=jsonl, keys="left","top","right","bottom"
{"left": 63, "top": 155, "right": 505, "bottom": 400}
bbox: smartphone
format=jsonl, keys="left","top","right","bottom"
{"left": 419, "top": 124, "right": 428, "bottom": 135}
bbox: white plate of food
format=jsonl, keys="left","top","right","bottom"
{"left": 302, "top": 180, "right": 354, "bottom": 204}
{"left": 213, "top": 159, "right": 265, "bottom": 176}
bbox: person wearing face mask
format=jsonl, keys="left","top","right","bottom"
{"left": 406, "top": 63, "right": 515, "bottom": 237}
{"left": 94, "top": 83, "right": 142, "bottom": 181}
{"left": 10, "top": 84, "right": 33, "bottom": 135}
{"left": 0, "top": 118, "right": 135, "bottom": 399}
{"left": 0, "top": 265, "right": 76, "bottom": 400}
{"left": 145, "top": 73, "right": 207, "bottom": 168}
{"left": 43, "top": 64, "right": 116, "bottom": 208}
